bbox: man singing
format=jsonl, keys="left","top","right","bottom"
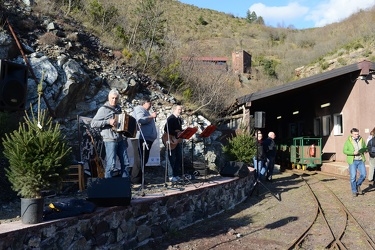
{"left": 132, "top": 96, "right": 157, "bottom": 184}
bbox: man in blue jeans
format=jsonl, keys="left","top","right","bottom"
{"left": 253, "top": 130, "right": 266, "bottom": 180}
{"left": 91, "top": 89, "right": 130, "bottom": 179}
{"left": 343, "top": 128, "right": 367, "bottom": 197}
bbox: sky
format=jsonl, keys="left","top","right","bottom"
{"left": 178, "top": 0, "right": 375, "bottom": 29}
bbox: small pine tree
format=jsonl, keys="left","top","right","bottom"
{"left": 246, "top": 10, "right": 257, "bottom": 24}
{"left": 2, "top": 77, "right": 72, "bottom": 198}
{"left": 2, "top": 110, "right": 72, "bottom": 198}
{"left": 223, "top": 133, "right": 256, "bottom": 164}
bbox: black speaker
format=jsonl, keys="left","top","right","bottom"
{"left": 87, "top": 178, "right": 131, "bottom": 206}
{"left": 254, "top": 111, "right": 265, "bottom": 128}
{"left": 0, "top": 60, "right": 28, "bottom": 111}
{"left": 220, "top": 161, "right": 250, "bottom": 178}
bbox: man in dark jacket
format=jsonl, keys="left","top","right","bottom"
{"left": 263, "top": 131, "right": 276, "bottom": 182}
{"left": 163, "top": 105, "right": 183, "bottom": 182}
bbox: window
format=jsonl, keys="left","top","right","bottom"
{"left": 333, "top": 113, "right": 343, "bottom": 136}
{"left": 314, "top": 117, "right": 321, "bottom": 137}
{"left": 322, "top": 115, "right": 331, "bottom": 136}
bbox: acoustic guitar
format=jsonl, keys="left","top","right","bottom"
{"left": 86, "top": 128, "right": 105, "bottom": 178}
{"left": 162, "top": 132, "right": 183, "bottom": 150}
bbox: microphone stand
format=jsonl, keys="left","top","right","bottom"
{"left": 135, "top": 122, "right": 149, "bottom": 197}
{"left": 164, "top": 121, "right": 171, "bottom": 186}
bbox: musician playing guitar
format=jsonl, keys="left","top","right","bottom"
{"left": 90, "top": 89, "right": 130, "bottom": 179}
{"left": 86, "top": 128, "right": 105, "bottom": 178}
{"left": 163, "top": 105, "right": 183, "bottom": 182}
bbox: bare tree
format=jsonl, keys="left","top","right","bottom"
{"left": 178, "top": 57, "right": 237, "bottom": 119}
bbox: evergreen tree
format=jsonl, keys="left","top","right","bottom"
{"left": 2, "top": 79, "right": 72, "bottom": 198}
{"left": 246, "top": 10, "right": 257, "bottom": 23}
{"left": 255, "top": 16, "right": 265, "bottom": 25}
{"left": 223, "top": 133, "right": 256, "bottom": 164}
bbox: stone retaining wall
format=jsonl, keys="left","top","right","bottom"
{"left": 0, "top": 172, "right": 255, "bottom": 249}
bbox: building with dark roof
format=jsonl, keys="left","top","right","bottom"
{"left": 222, "top": 60, "right": 375, "bottom": 164}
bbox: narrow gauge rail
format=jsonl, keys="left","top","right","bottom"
{"left": 287, "top": 172, "right": 375, "bottom": 250}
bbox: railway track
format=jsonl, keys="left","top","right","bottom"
{"left": 287, "top": 172, "right": 375, "bottom": 250}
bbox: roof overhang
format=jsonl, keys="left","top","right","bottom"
{"left": 236, "top": 60, "right": 375, "bottom": 105}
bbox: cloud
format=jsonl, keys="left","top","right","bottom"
{"left": 249, "top": 0, "right": 375, "bottom": 29}
{"left": 249, "top": 2, "right": 309, "bottom": 28}
{"left": 306, "top": 0, "right": 375, "bottom": 27}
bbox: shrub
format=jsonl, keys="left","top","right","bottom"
{"left": 2, "top": 109, "right": 72, "bottom": 198}
{"left": 362, "top": 49, "right": 372, "bottom": 57}
{"left": 260, "top": 59, "right": 278, "bottom": 79}
{"left": 122, "top": 48, "right": 133, "bottom": 60}
{"left": 320, "top": 61, "right": 329, "bottom": 70}
{"left": 88, "top": 0, "right": 118, "bottom": 30}
{"left": 183, "top": 88, "right": 192, "bottom": 101}
{"left": 115, "top": 25, "right": 129, "bottom": 46}
{"left": 223, "top": 133, "right": 256, "bottom": 164}
{"left": 198, "top": 16, "right": 208, "bottom": 25}
{"left": 337, "top": 57, "right": 347, "bottom": 66}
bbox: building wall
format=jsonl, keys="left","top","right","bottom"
{"left": 232, "top": 51, "right": 251, "bottom": 74}
{"left": 334, "top": 76, "right": 375, "bottom": 162}
{"left": 238, "top": 73, "right": 375, "bottom": 164}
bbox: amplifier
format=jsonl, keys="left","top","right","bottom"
{"left": 87, "top": 177, "right": 131, "bottom": 206}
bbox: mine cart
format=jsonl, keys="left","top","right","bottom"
{"left": 290, "top": 137, "right": 322, "bottom": 170}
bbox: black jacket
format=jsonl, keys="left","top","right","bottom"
{"left": 263, "top": 137, "right": 276, "bottom": 158}
{"left": 255, "top": 140, "right": 266, "bottom": 160}
{"left": 367, "top": 137, "right": 375, "bottom": 158}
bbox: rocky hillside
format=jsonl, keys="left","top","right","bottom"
{"left": 1, "top": 1, "right": 185, "bottom": 140}
{"left": 0, "top": 0, "right": 227, "bottom": 201}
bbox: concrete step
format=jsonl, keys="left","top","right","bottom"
{"left": 321, "top": 162, "right": 349, "bottom": 176}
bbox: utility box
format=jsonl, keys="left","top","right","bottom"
{"left": 290, "top": 137, "right": 322, "bottom": 169}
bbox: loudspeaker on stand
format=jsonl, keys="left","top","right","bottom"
{"left": 220, "top": 161, "right": 250, "bottom": 178}
{"left": 87, "top": 177, "right": 131, "bottom": 206}
{"left": 254, "top": 111, "right": 265, "bottom": 129}
{"left": 0, "top": 60, "right": 28, "bottom": 111}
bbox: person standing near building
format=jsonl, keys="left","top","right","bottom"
{"left": 163, "top": 105, "right": 183, "bottom": 182}
{"left": 367, "top": 127, "right": 375, "bottom": 186}
{"left": 132, "top": 96, "right": 157, "bottom": 184}
{"left": 91, "top": 89, "right": 130, "bottom": 178}
{"left": 253, "top": 130, "right": 266, "bottom": 180}
{"left": 263, "top": 131, "right": 276, "bottom": 182}
{"left": 343, "top": 128, "right": 367, "bottom": 197}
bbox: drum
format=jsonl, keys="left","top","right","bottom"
{"left": 113, "top": 113, "right": 137, "bottom": 138}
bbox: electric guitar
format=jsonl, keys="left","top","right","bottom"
{"left": 162, "top": 131, "right": 183, "bottom": 150}
{"left": 86, "top": 128, "right": 105, "bottom": 178}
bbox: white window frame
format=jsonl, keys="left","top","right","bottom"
{"left": 322, "top": 115, "right": 331, "bottom": 136}
{"left": 333, "top": 113, "right": 343, "bottom": 136}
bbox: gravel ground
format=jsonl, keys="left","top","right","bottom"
{"left": 145, "top": 170, "right": 375, "bottom": 250}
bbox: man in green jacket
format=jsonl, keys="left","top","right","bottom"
{"left": 343, "top": 128, "right": 367, "bottom": 197}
